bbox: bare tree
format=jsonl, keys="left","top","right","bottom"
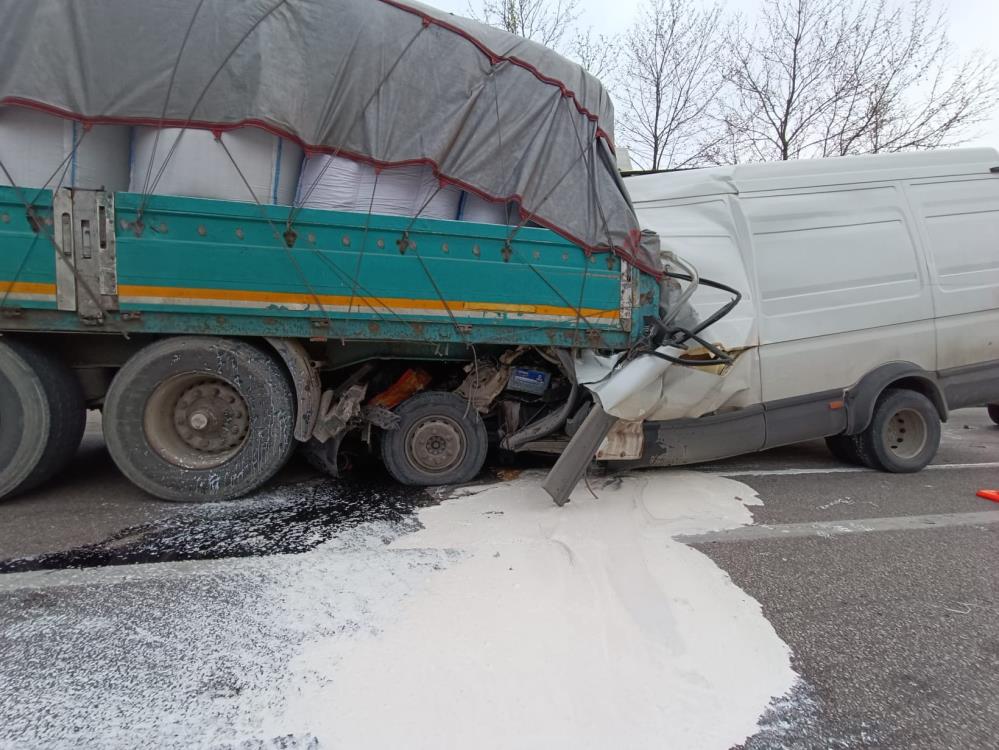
{"left": 840, "top": 0, "right": 998, "bottom": 154}
{"left": 721, "top": 0, "right": 999, "bottom": 162}
{"left": 721, "top": 0, "right": 856, "bottom": 161}
{"left": 617, "top": 0, "right": 726, "bottom": 170}
{"left": 468, "top": 0, "right": 581, "bottom": 50}
{"left": 570, "top": 27, "right": 619, "bottom": 81}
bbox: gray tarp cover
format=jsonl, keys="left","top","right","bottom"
{"left": 0, "top": 0, "right": 660, "bottom": 275}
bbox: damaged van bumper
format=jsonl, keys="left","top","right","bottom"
{"left": 542, "top": 343, "right": 756, "bottom": 505}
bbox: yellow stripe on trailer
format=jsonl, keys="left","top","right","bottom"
{"left": 117, "top": 284, "right": 620, "bottom": 320}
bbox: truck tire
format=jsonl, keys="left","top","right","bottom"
{"left": 103, "top": 337, "right": 295, "bottom": 502}
{"left": 380, "top": 391, "right": 487, "bottom": 486}
{"left": 824, "top": 434, "right": 870, "bottom": 467}
{"left": 0, "top": 339, "right": 85, "bottom": 499}
{"left": 858, "top": 388, "right": 940, "bottom": 473}
{"left": 988, "top": 404, "right": 999, "bottom": 425}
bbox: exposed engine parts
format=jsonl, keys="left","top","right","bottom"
{"left": 313, "top": 384, "right": 367, "bottom": 443}
{"left": 306, "top": 345, "right": 590, "bottom": 481}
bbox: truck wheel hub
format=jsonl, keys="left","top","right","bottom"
{"left": 144, "top": 374, "right": 252, "bottom": 469}
{"left": 172, "top": 381, "right": 249, "bottom": 453}
{"left": 407, "top": 417, "right": 466, "bottom": 473}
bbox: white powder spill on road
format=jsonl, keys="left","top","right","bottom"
{"left": 270, "top": 471, "right": 796, "bottom": 749}
{"left": 0, "top": 470, "right": 796, "bottom": 749}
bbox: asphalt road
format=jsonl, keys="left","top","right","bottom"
{"left": 694, "top": 410, "right": 999, "bottom": 749}
{"left": 0, "top": 408, "right": 997, "bottom": 748}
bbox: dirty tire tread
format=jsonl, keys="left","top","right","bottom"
{"left": 824, "top": 434, "right": 867, "bottom": 466}
{"left": 381, "top": 391, "right": 488, "bottom": 486}
{"left": 858, "top": 388, "right": 941, "bottom": 473}
{"left": 0, "top": 339, "right": 85, "bottom": 499}
{"left": 988, "top": 404, "right": 999, "bottom": 425}
{"left": 103, "top": 337, "right": 295, "bottom": 502}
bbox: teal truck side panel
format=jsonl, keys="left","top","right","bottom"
{"left": 0, "top": 189, "right": 57, "bottom": 312}
{"left": 0, "top": 188, "right": 659, "bottom": 348}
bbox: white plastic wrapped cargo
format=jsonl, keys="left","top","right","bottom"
{"left": 0, "top": 107, "right": 131, "bottom": 191}
{"left": 457, "top": 192, "right": 517, "bottom": 224}
{"left": 129, "top": 127, "right": 303, "bottom": 205}
{"left": 296, "top": 154, "right": 460, "bottom": 219}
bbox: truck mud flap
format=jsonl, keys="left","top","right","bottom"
{"left": 542, "top": 402, "right": 617, "bottom": 506}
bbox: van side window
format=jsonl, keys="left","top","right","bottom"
{"left": 744, "top": 186, "right": 929, "bottom": 343}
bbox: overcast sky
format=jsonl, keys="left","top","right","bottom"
{"left": 429, "top": 0, "right": 999, "bottom": 150}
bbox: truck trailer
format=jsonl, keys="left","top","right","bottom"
{"left": 1, "top": 0, "right": 727, "bottom": 504}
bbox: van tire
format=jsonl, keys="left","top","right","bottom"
{"left": 824, "top": 434, "right": 868, "bottom": 467}
{"left": 0, "top": 339, "right": 86, "bottom": 499}
{"left": 381, "top": 391, "right": 487, "bottom": 486}
{"left": 859, "top": 389, "right": 940, "bottom": 473}
{"left": 988, "top": 404, "right": 999, "bottom": 425}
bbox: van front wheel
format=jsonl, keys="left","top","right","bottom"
{"left": 859, "top": 389, "right": 940, "bottom": 473}
{"left": 988, "top": 404, "right": 999, "bottom": 425}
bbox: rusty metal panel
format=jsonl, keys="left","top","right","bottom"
{"left": 596, "top": 419, "right": 645, "bottom": 461}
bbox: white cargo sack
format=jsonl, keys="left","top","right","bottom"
{"left": 130, "top": 127, "right": 302, "bottom": 205}
{"left": 296, "top": 155, "right": 460, "bottom": 219}
{"left": 0, "top": 107, "right": 131, "bottom": 191}
{"left": 457, "top": 192, "right": 517, "bottom": 224}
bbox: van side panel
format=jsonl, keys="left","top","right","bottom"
{"left": 755, "top": 320, "right": 938, "bottom": 405}
{"left": 905, "top": 177, "right": 999, "bottom": 372}
{"left": 744, "top": 184, "right": 936, "bottom": 403}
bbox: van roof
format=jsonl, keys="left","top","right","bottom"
{"left": 625, "top": 147, "right": 999, "bottom": 202}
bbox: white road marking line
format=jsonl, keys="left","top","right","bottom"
{"left": 706, "top": 461, "right": 999, "bottom": 478}
{"left": 679, "top": 509, "right": 999, "bottom": 544}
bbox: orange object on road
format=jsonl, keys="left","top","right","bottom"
{"left": 369, "top": 368, "right": 432, "bottom": 409}
{"left": 977, "top": 490, "right": 999, "bottom": 503}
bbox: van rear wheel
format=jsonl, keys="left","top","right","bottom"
{"left": 988, "top": 404, "right": 999, "bottom": 425}
{"left": 859, "top": 389, "right": 940, "bottom": 473}
{"left": 103, "top": 337, "right": 296, "bottom": 501}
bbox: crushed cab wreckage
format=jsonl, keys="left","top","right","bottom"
{"left": 0, "top": 0, "right": 742, "bottom": 504}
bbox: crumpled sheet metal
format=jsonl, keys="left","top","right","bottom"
{"left": 575, "top": 346, "right": 757, "bottom": 423}
{"left": 0, "top": 0, "right": 660, "bottom": 275}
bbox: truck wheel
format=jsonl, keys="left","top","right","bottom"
{"left": 824, "top": 434, "right": 870, "bottom": 467}
{"left": 103, "top": 337, "right": 295, "bottom": 502}
{"left": 0, "top": 339, "right": 85, "bottom": 499}
{"left": 988, "top": 404, "right": 999, "bottom": 425}
{"left": 858, "top": 389, "right": 940, "bottom": 473}
{"left": 380, "top": 392, "right": 487, "bottom": 486}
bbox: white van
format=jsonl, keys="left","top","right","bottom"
{"left": 619, "top": 148, "right": 999, "bottom": 472}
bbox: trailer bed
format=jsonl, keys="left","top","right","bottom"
{"left": 0, "top": 187, "right": 657, "bottom": 349}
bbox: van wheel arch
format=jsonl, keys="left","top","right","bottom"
{"left": 844, "top": 363, "right": 947, "bottom": 435}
